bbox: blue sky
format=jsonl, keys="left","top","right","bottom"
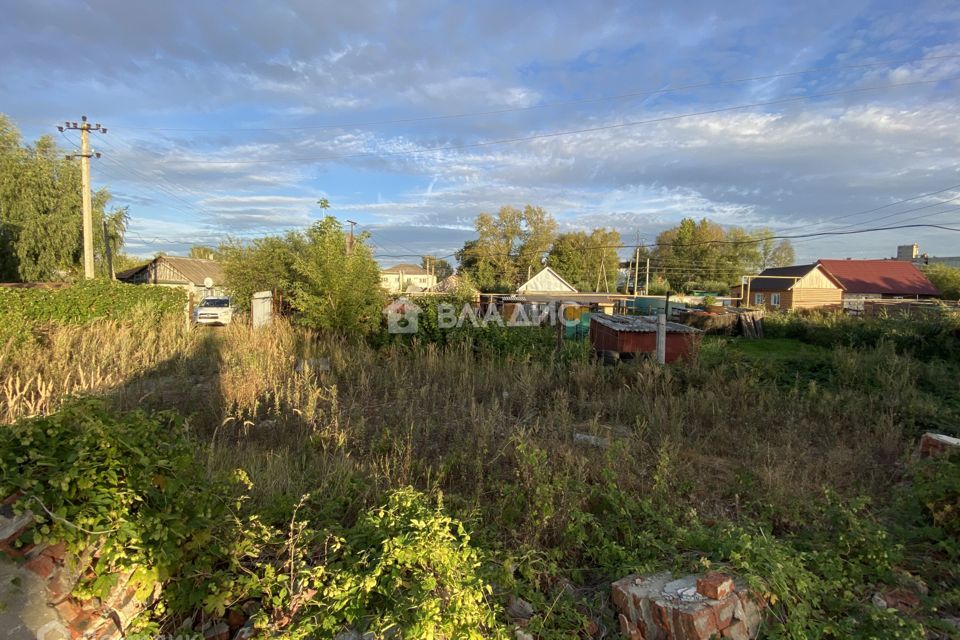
{"left": 2, "top": 0, "right": 959, "bottom": 265}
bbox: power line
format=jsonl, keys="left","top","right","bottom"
{"left": 122, "top": 53, "right": 960, "bottom": 133}
{"left": 372, "top": 223, "right": 960, "bottom": 260}
{"left": 169, "top": 75, "right": 960, "bottom": 166}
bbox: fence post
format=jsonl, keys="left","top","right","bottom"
{"left": 656, "top": 312, "right": 667, "bottom": 364}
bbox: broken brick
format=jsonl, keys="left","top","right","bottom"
{"left": 697, "top": 573, "right": 734, "bottom": 600}
{"left": 613, "top": 572, "right": 764, "bottom": 640}
{"left": 24, "top": 552, "right": 56, "bottom": 579}
{"left": 721, "top": 620, "right": 751, "bottom": 640}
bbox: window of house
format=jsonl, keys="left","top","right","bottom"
{"left": 754, "top": 293, "right": 765, "bottom": 305}
{"left": 771, "top": 293, "right": 781, "bottom": 307}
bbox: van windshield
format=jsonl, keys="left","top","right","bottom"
{"left": 199, "top": 299, "right": 230, "bottom": 308}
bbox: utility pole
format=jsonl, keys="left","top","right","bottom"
{"left": 102, "top": 220, "right": 114, "bottom": 280}
{"left": 346, "top": 219, "right": 357, "bottom": 255}
{"left": 60, "top": 117, "right": 106, "bottom": 279}
{"left": 633, "top": 247, "right": 640, "bottom": 296}
{"left": 645, "top": 258, "right": 650, "bottom": 294}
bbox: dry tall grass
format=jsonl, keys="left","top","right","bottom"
{"left": 1, "top": 311, "right": 195, "bottom": 423}
{"left": 3, "top": 316, "right": 941, "bottom": 530}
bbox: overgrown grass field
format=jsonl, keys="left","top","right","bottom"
{"left": 2, "top": 294, "right": 959, "bottom": 638}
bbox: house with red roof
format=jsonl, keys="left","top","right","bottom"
{"left": 816, "top": 259, "right": 940, "bottom": 310}
{"left": 731, "top": 264, "right": 844, "bottom": 311}
{"left": 732, "top": 259, "right": 940, "bottom": 312}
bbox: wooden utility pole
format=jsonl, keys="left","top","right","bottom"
{"left": 102, "top": 220, "right": 114, "bottom": 280}
{"left": 346, "top": 219, "right": 357, "bottom": 254}
{"left": 59, "top": 117, "right": 106, "bottom": 279}
{"left": 633, "top": 247, "right": 640, "bottom": 296}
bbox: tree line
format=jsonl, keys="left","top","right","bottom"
{"left": 0, "top": 115, "right": 133, "bottom": 282}
{"left": 453, "top": 205, "right": 794, "bottom": 293}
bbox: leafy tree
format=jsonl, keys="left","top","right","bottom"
{"left": 290, "top": 217, "right": 384, "bottom": 335}
{"left": 111, "top": 253, "right": 149, "bottom": 274}
{"left": 189, "top": 245, "right": 218, "bottom": 260}
{"left": 547, "top": 232, "right": 591, "bottom": 290}
{"left": 0, "top": 114, "right": 125, "bottom": 281}
{"left": 755, "top": 229, "right": 796, "bottom": 270}
{"left": 456, "top": 205, "right": 557, "bottom": 291}
{"left": 647, "top": 274, "right": 672, "bottom": 295}
{"left": 651, "top": 218, "right": 795, "bottom": 292}
{"left": 925, "top": 264, "right": 960, "bottom": 300}
{"left": 220, "top": 233, "right": 302, "bottom": 310}
{"left": 421, "top": 255, "right": 454, "bottom": 280}
{"left": 653, "top": 218, "right": 726, "bottom": 287}
{"left": 548, "top": 228, "right": 621, "bottom": 291}
{"left": 221, "top": 217, "right": 384, "bottom": 335}
{"left": 515, "top": 205, "right": 557, "bottom": 281}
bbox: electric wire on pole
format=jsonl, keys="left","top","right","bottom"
{"left": 346, "top": 220, "right": 358, "bottom": 255}
{"left": 59, "top": 116, "right": 106, "bottom": 279}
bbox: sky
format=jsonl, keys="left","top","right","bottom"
{"left": 2, "top": 0, "right": 959, "bottom": 266}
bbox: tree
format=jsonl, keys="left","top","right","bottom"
{"left": 421, "top": 256, "right": 454, "bottom": 280}
{"left": 220, "top": 233, "right": 302, "bottom": 311}
{"left": 547, "top": 232, "right": 591, "bottom": 290}
{"left": 650, "top": 218, "right": 795, "bottom": 292}
{"left": 0, "top": 114, "right": 124, "bottom": 281}
{"left": 189, "top": 245, "right": 218, "bottom": 260}
{"left": 290, "top": 217, "right": 384, "bottom": 335}
{"left": 221, "top": 217, "right": 384, "bottom": 335}
{"left": 456, "top": 205, "right": 557, "bottom": 291}
{"left": 653, "top": 218, "right": 727, "bottom": 288}
{"left": 547, "top": 228, "right": 621, "bottom": 292}
{"left": 515, "top": 205, "right": 557, "bottom": 282}
{"left": 925, "top": 264, "right": 960, "bottom": 300}
{"left": 754, "top": 229, "right": 795, "bottom": 271}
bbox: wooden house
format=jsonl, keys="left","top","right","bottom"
{"left": 117, "top": 256, "right": 224, "bottom": 298}
{"left": 731, "top": 264, "right": 843, "bottom": 311}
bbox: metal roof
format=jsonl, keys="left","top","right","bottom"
{"left": 591, "top": 314, "right": 702, "bottom": 334}
{"left": 738, "top": 264, "right": 819, "bottom": 292}
{"left": 118, "top": 256, "right": 223, "bottom": 285}
{"left": 817, "top": 259, "right": 940, "bottom": 296}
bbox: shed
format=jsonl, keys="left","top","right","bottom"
{"left": 589, "top": 314, "right": 702, "bottom": 363}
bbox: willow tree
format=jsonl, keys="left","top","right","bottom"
{"left": 0, "top": 115, "right": 127, "bottom": 281}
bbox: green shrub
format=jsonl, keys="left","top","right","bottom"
{"left": 925, "top": 263, "right": 960, "bottom": 300}
{"left": 0, "top": 280, "right": 185, "bottom": 346}
{"left": 764, "top": 309, "right": 960, "bottom": 360}
{"left": 0, "top": 399, "right": 261, "bottom": 624}
{"left": 296, "top": 488, "right": 501, "bottom": 638}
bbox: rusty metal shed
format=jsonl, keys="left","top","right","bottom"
{"left": 589, "top": 314, "right": 702, "bottom": 363}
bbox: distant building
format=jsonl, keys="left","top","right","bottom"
{"left": 817, "top": 259, "right": 940, "bottom": 310}
{"left": 731, "top": 264, "right": 843, "bottom": 311}
{"left": 895, "top": 244, "right": 960, "bottom": 269}
{"left": 117, "top": 255, "right": 224, "bottom": 298}
{"left": 896, "top": 244, "right": 919, "bottom": 260}
{"left": 380, "top": 263, "right": 437, "bottom": 293}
